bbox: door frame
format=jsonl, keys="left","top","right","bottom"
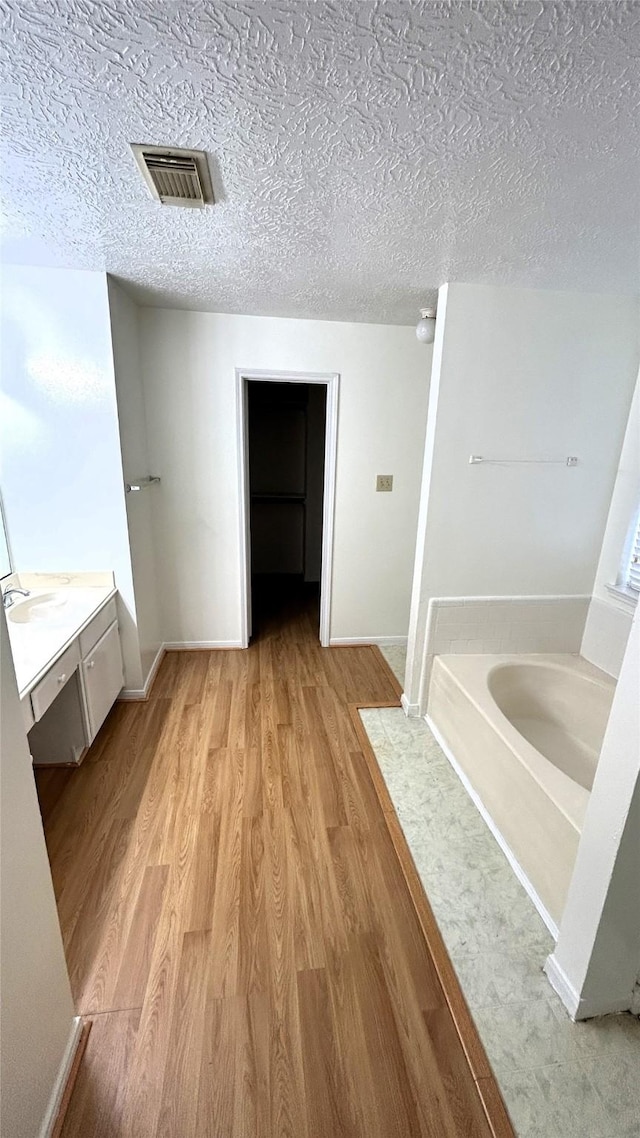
{"left": 235, "top": 368, "right": 339, "bottom": 648}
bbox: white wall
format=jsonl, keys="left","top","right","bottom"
{"left": 581, "top": 374, "right": 639, "bottom": 677}
{"left": 406, "top": 283, "right": 640, "bottom": 709}
{"left": 108, "top": 279, "right": 162, "bottom": 688}
{"left": 0, "top": 608, "right": 76, "bottom": 1138}
{"left": 0, "top": 265, "right": 142, "bottom": 687}
{"left": 547, "top": 610, "right": 640, "bottom": 1019}
{"left": 139, "top": 310, "right": 430, "bottom": 645}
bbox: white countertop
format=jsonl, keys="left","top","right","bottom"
{"left": 3, "top": 573, "right": 117, "bottom": 698}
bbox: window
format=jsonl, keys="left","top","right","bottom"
{"left": 621, "top": 504, "right": 640, "bottom": 595}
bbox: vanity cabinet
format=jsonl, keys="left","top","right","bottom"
{"left": 26, "top": 597, "right": 123, "bottom": 766}
{"left": 31, "top": 640, "right": 81, "bottom": 721}
{"left": 81, "top": 620, "right": 123, "bottom": 743}
{"left": 28, "top": 672, "right": 87, "bottom": 766}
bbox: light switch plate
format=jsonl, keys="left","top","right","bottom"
{"left": 376, "top": 475, "right": 393, "bottom": 492}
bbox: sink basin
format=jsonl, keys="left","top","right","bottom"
{"left": 7, "top": 592, "right": 71, "bottom": 624}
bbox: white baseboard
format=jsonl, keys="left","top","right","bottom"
{"left": 119, "top": 644, "right": 166, "bottom": 701}
{"left": 119, "top": 639, "right": 244, "bottom": 700}
{"left": 39, "top": 1016, "right": 83, "bottom": 1138}
{"left": 544, "top": 953, "right": 633, "bottom": 1020}
{"left": 543, "top": 954, "right": 580, "bottom": 1018}
{"left": 329, "top": 636, "right": 408, "bottom": 647}
{"left": 144, "top": 644, "right": 166, "bottom": 690}
{"left": 401, "top": 693, "right": 420, "bottom": 717}
{"left": 425, "top": 714, "right": 559, "bottom": 941}
{"left": 163, "top": 640, "right": 244, "bottom": 650}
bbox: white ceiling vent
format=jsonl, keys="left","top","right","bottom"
{"left": 131, "top": 144, "right": 214, "bottom": 208}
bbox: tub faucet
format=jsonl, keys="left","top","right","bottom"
{"left": 2, "top": 586, "right": 30, "bottom": 609}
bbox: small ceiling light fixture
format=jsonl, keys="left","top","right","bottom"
{"left": 416, "top": 307, "right": 437, "bottom": 344}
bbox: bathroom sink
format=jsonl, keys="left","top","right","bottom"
{"left": 7, "top": 592, "right": 71, "bottom": 624}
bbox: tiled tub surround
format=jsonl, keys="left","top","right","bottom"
{"left": 427, "top": 654, "right": 615, "bottom": 931}
{"left": 360, "top": 707, "right": 640, "bottom": 1138}
{"left": 581, "top": 595, "right": 636, "bottom": 679}
{"left": 409, "top": 595, "right": 591, "bottom": 714}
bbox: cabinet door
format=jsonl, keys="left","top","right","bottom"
{"left": 81, "top": 620, "right": 123, "bottom": 743}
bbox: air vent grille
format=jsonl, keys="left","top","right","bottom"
{"left": 131, "top": 145, "right": 214, "bottom": 208}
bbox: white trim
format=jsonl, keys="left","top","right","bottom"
{"left": 544, "top": 953, "right": 633, "bottom": 1020}
{"left": 426, "top": 713, "right": 559, "bottom": 941}
{"left": 235, "top": 368, "right": 339, "bottom": 649}
{"left": 543, "top": 954, "right": 581, "bottom": 1019}
{"left": 329, "top": 635, "right": 407, "bottom": 647}
{"left": 163, "top": 640, "right": 243, "bottom": 650}
{"left": 319, "top": 374, "right": 339, "bottom": 648}
{"left": 118, "top": 644, "right": 166, "bottom": 701}
{"left": 144, "top": 643, "right": 166, "bottom": 690}
{"left": 236, "top": 372, "right": 252, "bottom": 648}
{"left": 404, "top": 283, "right": 448, "bottom": 715}
{"left": 401, "top": 693, "right": 420, "bottom": 717}
{"left": 39, "top": 1016, "right": 83, "bottom": 1138}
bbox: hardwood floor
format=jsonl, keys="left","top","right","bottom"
{"left": 36, "top": 583, "right": 511, "bottom": 1137}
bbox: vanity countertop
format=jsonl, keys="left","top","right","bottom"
{"left": 3, "top": 572, "right": 117, "bottom": 698}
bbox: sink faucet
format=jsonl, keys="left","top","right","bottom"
{"left": 2, "top": 586, "right": 30, "bottom": 609}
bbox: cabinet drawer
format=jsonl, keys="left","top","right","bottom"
{"left": 81, "top": 620, "right": 123, "bottom": 743}
{"left": 79, "top": 598, "right": 117, "bottom": 658}
{"left": 31, "top": 640, "right": 80, "bottom": 722}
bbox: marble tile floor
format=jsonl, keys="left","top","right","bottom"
{"left": 359, "top": 706, "right": 640, "bottom": 1138}
{"left": 379, "top": 643, "right": 407, "bottom": 687}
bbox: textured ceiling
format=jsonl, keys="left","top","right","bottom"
{"left": 1, "top": 0, "right": 639, "bottom": 324}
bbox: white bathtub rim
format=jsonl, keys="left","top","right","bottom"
{"left": 426, "top": 713, "right": 560, "bottom": 941}
{"left": 431, "top": 654, "right": 600, "bottom": 834}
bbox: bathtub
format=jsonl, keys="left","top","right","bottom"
{"left": 427, "top": 653, "right": 615, "bottom": 929}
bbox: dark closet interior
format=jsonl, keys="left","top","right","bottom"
{"left": 248, "top": 381, "right": 326, "bottom": 632}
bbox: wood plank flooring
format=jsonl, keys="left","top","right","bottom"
{"left": 36, "top": 583, "right": 510, "bottom": 1137}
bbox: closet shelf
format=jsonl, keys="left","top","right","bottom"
{"left": 251, "top": 492, "right": 306, "bottom": 503}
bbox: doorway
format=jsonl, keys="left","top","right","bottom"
{"left": 236, "top": 369, "right": 339, "bottom": 647}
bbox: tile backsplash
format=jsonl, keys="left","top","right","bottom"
{"left": 428, "top": 595, "right": 591, "bottom": 655}
{"left": 416, "top": 595, "right": 591, "bottom": 709}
